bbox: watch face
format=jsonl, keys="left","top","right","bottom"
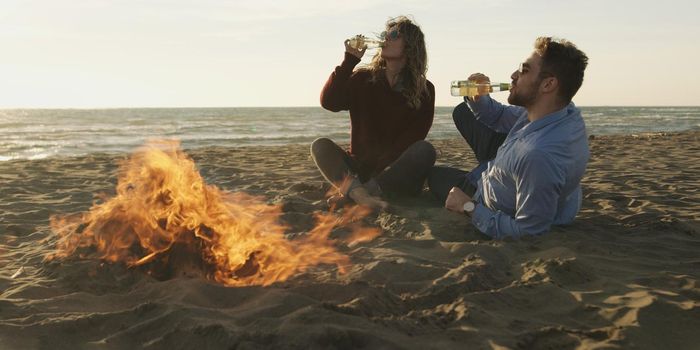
{"left": 463, "top": 201, "right": 475, "bottom": 213}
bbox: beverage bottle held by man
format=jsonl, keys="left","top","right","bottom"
{"left": 451, "top": 80, "right": 511, "bottom": 97}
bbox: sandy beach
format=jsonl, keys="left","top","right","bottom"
{"left": 1, "top": 131, "right": 699, "bottom": 349}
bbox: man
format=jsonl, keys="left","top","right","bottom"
{"left": 428, "top": 37, "right": 589, "bottom": 238}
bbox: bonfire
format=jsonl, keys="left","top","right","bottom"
{"left": 47, "top": 140, "right": 379, "bottom": 286}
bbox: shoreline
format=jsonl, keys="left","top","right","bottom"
{"left": 2, "top": 129, "right": 699, "bottom": 164}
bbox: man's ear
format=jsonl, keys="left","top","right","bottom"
{"left": 541, "top": 76, "right": 558, "bottom": 94}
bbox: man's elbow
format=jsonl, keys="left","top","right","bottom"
{"left": 517, "top": 221, "right": 553, "bottom": 237}
{"left": 492, "top": 220, "right": 552, "bottom": 239}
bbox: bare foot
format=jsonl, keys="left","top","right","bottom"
{"left": 327, "top": 193, "right": 352, "bottom": 209}
{"left": 348, "top": 186, "right": 388, "bottom": 211}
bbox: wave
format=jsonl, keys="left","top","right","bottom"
{"left": 1, "top": 106, "right": 699, "bottom": 161}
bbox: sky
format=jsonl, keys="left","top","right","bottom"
{"left": 1, "top": 0, "right": 699, "bottom": 108}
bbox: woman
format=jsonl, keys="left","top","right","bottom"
{"left": 312, "top": 16, "right": 436, "bottom": 209}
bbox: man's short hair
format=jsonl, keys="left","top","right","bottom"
{"left": 534, "top": 37, "right": 588, "bottom": 103}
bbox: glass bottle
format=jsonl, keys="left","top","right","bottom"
{"left": 450, "top": 80, "right": 511, "bottom": 97}
{"left": 347, "top": 35, "right": 383, "bottom": 50}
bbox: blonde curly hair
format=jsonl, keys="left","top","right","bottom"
{"left": 363, "top": 16, "right": 429, "bottom": 110}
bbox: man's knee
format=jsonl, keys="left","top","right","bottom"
{"left": 452, "top": 102, "right": 472, "bottom": 124}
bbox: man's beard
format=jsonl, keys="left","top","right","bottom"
{"left": 508, "top": 77, "right": 544, "bottom": 107}
{"left": 508, "top": 83, "right": 538, "bottom": 107}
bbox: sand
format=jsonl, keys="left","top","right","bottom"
{"left": 1, "top": 131, "right": 699, "bottom": 349}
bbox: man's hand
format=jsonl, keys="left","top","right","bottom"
{"left": 344, "top": 38, "right": 366, "bottom": 59}
{"left": 466, "top": 73, "right": 491, "bottom": 102}
{"left": 468, "top": 73, "right": 491, "bottom": 84}
{"left": 445, "top": 187, "right": 472, "bottom": 214}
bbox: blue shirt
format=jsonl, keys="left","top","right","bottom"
{"left": 465, "top": 96, "right": 589, "bottom": 238}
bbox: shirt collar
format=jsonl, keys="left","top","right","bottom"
{"left": 513, "top": 102, "right": 578, "bottom": 139}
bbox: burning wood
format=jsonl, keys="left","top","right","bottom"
{"left": 47, "top": 140, "right": 380, "bottom": 286}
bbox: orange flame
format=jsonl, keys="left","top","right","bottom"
{"left": 47, "top": 140, "right": 380, "bottom": 286}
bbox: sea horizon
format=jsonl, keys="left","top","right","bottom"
{"left": 2, "top": 106, "right": 699, "bottom": 161}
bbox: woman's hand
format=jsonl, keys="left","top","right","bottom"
{"left": 344, "top": 38, "right": 366, "bottom": 59}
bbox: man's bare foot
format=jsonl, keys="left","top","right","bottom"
{"left": 348, "top": 186, "right": 388, "bottom": 211}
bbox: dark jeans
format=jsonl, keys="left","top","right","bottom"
{"left": 428, "top": 102, "right": 508, "bottom": 204}
{"left": 310, "top": 138, "right": 437, "bottom": 197}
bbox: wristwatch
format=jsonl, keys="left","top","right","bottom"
{"left": 463, "top": 201, "right": 475, "bottom": 215}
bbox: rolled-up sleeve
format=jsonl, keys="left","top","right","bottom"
{"left": 465, "top": 95, "right": 524, "bottom": 134}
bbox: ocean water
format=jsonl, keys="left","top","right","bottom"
{"left": 1, "top": 106, "right": 699, "bottom": 161}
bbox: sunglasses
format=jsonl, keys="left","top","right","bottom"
{"left": 380, "top": 29, "right": 401, "bottom": 41}
{"left": 518, "top": 62, "right": 554, "bottom": 77}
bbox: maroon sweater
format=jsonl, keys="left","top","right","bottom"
{"left": 320, "top": 53, "right": 435, "bottom": 182}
